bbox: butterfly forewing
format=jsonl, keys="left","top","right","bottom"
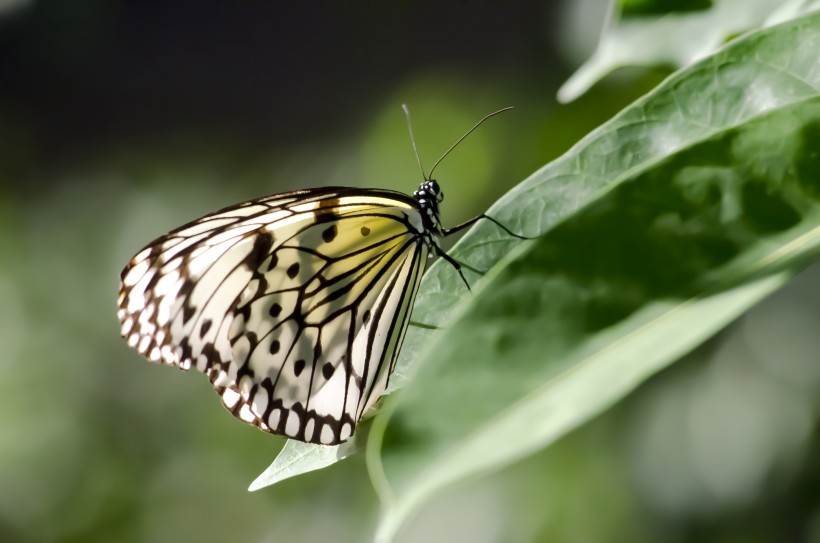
{"left": 118, "top": 188, "right": 428, "bottom": 444}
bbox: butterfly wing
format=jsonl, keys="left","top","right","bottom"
{"left": 118, "top": 187, "right": 428, "bottom": 444}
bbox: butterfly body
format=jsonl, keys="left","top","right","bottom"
{"left": 118, "top": 183, "right": 445, "bottom": 445}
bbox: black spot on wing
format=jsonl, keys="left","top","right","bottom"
{"left": 235, "top": 302, "right": 251, "bottom": 322}
{"left": 201, "top": 342, "right": 225, "bottom": 370}
{"left": 145, "top": 270, "right": 161, "bottom": 291}
{"left": 182, "top": 305, "right": 196, "bottom": 324}
{"left": 178, "top": 280, "right": 194, "bottom": 299}
{"left": 245, "top": 233, "right": 275, "bottom": 270}
{"left": 313, "top": 198, "right": 340, "bottom": 224}
{"left": 322, "top": 362, "right": 334, "bottom": 380}
{"left": 322, "top": 225, "right": 337, "bottom": 243}
{"left": 294, "top": 359, "right": 306, "bottom": 376}
{"left": 287, "top": 262, "right": 300, "bottom": 279}
{"left": 179, "top": 337, "right": 193, "bottom": 362}
{"left": 266, "top": 253, "right": 278, "bottom": 271}
{"left": 237, "top": 363, "right": 256, "bottom": 381}
{"left": 269, "top": 303, "right": 282, "bottom": 318}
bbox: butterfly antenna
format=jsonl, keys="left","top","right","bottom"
{"left": 427, "top": 106, "right": 514, "bottom": 180}
{"left": 402, "top": 104, "right": 429, "bottom": 181}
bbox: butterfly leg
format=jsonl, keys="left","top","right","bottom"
{"left": 443, "top": 214, "right": 529, "bottom": 240}
{"left": 443, "top": 255, "right": 490, "bottom": 280}
{"left": 451, "top": 259, "right": 482, "bottom": 275}
{"left": 433, "top": 244, "right": 472, "bottom": 291}
{"left": 436, "top": 215, "right": 531, "bottom": 292}
{"left": 408, "top": 320, "right": 440, "bottom": 330}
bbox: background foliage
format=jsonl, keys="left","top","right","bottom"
{"left": 1, "top": 2, "right": 819, "bottom": 542}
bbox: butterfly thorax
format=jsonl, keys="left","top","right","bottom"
{"left": 413, "top": 180, "right": 444, "bottom": 242}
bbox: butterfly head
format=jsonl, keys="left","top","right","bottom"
{"left": 413, "top": 179, "right": 444, "bottom": 233}
{"left": 414, "top": 179, "right": 443, "bottom": 203}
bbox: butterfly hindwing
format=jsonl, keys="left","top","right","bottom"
{"left": 118, "top": 188, "right": 427, "bottom": 444}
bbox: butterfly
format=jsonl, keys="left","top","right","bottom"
{"left": 117, "top": 106, "right": 518, "bottom": 445}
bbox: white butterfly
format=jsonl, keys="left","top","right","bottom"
{"left": 117, "top": 107, "right": 516, "bottom": 445}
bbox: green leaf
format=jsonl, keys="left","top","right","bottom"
{"left": 557, "top": 0, "right": 795, "bottom": 103}
{"left": 370, "top": 14, "right": 820, "bottom": 542}
{"left": 251, "top": 11, "right": 820, "bottom": 491}
{"left": 396, "top": 11, "right": 820, "bottom": 390}
{"left": 248, "top": 440, "right": 357, "bottom": 491}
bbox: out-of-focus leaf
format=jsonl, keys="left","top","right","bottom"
{"left": 766, "top": 0, "right": 820, "bottom": 25}
{"left": 558, "top": 0, "right": 791, "bottom": 103}
{"left": 620, "top": 0, "right": 714, "bottom": 16}
{"left": 368, "top": 15, "right": 820, "bottom": 542}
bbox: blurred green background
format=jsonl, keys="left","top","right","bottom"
{"left": 1, "top": 1, "right": 818, "bottom": 542}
